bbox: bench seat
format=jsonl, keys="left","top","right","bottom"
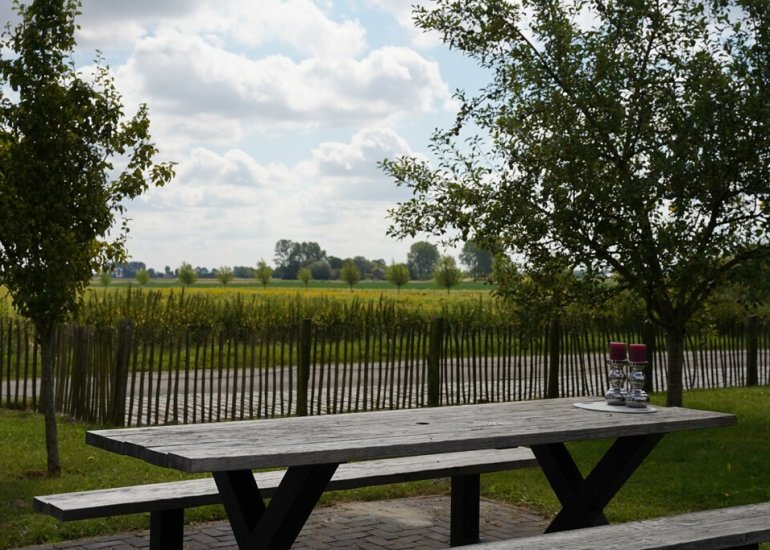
{"left": 472, "top": 501, "right": 770, "bottom": 550}
{"left": 35, "top": 447, "right": 536, "bottom": 548}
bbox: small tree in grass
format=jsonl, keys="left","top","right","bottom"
{"left": 99, "top": 271, "right": 112, "bottom": 287}
{"left": 433, "top": 256, "right": 462, "bottom": 294}
{"left": 135, "top": 269, "right": 150, "bottom": 286}
{"left": 340, "top": 259, "right": 361, "bottom": 291}
{"left": 0, "top": 0, "right": 174, "bottom": 475}
{"left": 297, "top": 266, "right": 312, "bottom": 288}
{"left": 255, "top": 259, "right": 272, "bottom": 288}
{"left": 216, "top": 266, "right": 234, "bottom": 286}
{"left": 385, "top": 263, "right": 410, "bottom": 293}
{"left": 177, "top": 262, "right": 197, "bottom": 287}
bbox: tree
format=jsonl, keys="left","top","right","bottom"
{"left": 177, "top": 262, "right": 197, "bottom": 287}
{"left": 327, "top": 255, "right": 344, "bottom": 279}
{"left": 308, "top": 260, "right": 331, "bottom": 280}
{"left": 327, "top": 256, "right": 344, "bottom": 270}
{"left": 99, "top": 271, "right": 112, "bottom": 287}
{"left": 352, "top": 256, "right": 372, "bottom": 279}
{"left": 297, "top": 266, "right": 313, "bottom": 288}
{"left": 433, "top": 255, "right": 463, "bottom": 294}
{"left": 135, "top": 269, "right": 150, "bottom": 286}
{"left": 216, "top": 266, "right": 234, "bottom": 286}
{"left": 370, "top": 258, "right": 387, "bottom": 280}
{"left": 460, "top": 241, "right": 494, "bottom": 280}
{"left": 273, "top": 239, "right": 326, "bottom": 279}
{"left": 233, "top": 265, "right": 255, "bottom": 278}
{"left": 339, "top": 259, "right": 361, "bottom": 291}
{"left": 255, "top": 259, "right": 273, "bottom": 288}
{"left": 382, "top": 0, "right": 770, "bottom": 407}
{"left": 406, "top": 241, "right": 440, "bottom": 280}
{"left": 0, "top": 0, "right": 174, "bottom": 474}
{"left": 385, "top": 262, "right": 410, "bottom": 292}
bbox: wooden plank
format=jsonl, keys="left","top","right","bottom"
{"left": 86, "top": 398, "right": 736, "bottom": 473}
{"left": 471, "top": 502, "right": 770, "bottom": 549}
{"left": 34, "top": 448, "right": 536, "bottom": 521}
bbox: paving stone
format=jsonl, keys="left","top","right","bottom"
{"left": 14, "top": 495, "right": 550, "bottom": 550}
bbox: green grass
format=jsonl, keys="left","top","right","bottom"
{"left": 482, "top": 387, "right": 770, "bottom": 520}
{"left": 2, "top": 387, "right": 770, "bottom": 548}
{"left": 0, "top": 412, "right": 222, "bottom": 548}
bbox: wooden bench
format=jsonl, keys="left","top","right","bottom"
{"left": 471, "top": 501, "right": 770, "bottom": 549}
{"left": 34, "top": 447, "right": 536, "bottom": 549}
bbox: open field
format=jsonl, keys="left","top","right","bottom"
{"left": 3, "top": 286, "right": 769, "bottom": 426}
{"left": 90, "top": 276, "right": 496, "bottom": 293}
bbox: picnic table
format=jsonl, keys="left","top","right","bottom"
{"left": 86, "top": 396, "right": 736, "bottom": 549}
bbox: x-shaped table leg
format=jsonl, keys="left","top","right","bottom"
{"left": 213, "top": 463, "right": 338, "bottom": 550}
{"left": 531, "top": 433, "right": 664, "bottom": 532}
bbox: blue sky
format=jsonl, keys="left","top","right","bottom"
{"left": 2, "top": 1, "right": 489, "bottom": 272}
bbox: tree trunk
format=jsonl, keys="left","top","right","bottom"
{"left": 38, "top": 325, "right": 61, "bottom": 476}
{"left": 665, "top": 327, "right": 685, "bottom": 407}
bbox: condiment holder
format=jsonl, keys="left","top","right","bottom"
{"left": 605, "top": 342, "right": 648, "bottom": 408}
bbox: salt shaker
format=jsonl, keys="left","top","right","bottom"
{"left": 626, "top": 343, "right": 649, "bottom": 408}
{"left": 605, "top": 342, "right": 627, "bottom": 405}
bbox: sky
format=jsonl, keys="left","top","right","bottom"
{"left": 2, "top": 0, "right": 489, "bottom": 272}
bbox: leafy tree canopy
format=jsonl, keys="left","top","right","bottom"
{"left": 340, "top": 259, "right": 361, "bottom": 291}
{"left": 297, "top": 266, "right": 313, "bottom": 287}
{"left": 0, "top": 0, "right": 174, "bottom": 474}
{"left": 382, "top": 0, "right": 770, "bottom": 406}
{"left": 433, "top": 255, "right": 463, "bottom": 293}
{"left": 177, "top": 262, "right": 197, "bottom": 287}
{"left": 406, "top": 241, "right": 440, "bottom": 280}
{"left": 273, "top": 239, "right": 326, "bottom": 279}
{"left": 135, "top": 269, "right": 150, "bottom": 286}
{"left": 459, "top": 241, "right": 494, "bottom": 280}
{"left": 255, "top": 259, "right": 272, "bottom": 288}
{"left": 385, "top": 262, "right": 410, "bottom": 292}
{"left": 216, "top": 265, "right": 234, "bottom": 286}
{"left": 0, "top": 0, "right": 174, "bottom": 333}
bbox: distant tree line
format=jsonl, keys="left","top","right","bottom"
{"left": 105, "top": 239, "right": 495, "bottom": 291}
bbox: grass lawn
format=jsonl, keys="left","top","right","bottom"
{"left": 2, "top": 387, "right": 770, "bottom": 548}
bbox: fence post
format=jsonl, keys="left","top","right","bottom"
{"left": 109, "top": 320, "right": 132, "bottom": 426}
{"left": 643, "top": 319, "right": 656, "bottom": 394}
{"left": 746, "top": 315, "right": 758, "bottom": 387}
{"left": 428, "top": 317, "right": 444, "bottom": 407}
{"left": 546, "top": 316, "right": 561, "bottom": 399}
{"left": 297, "top": 319, "right": 312, "bottom": 416}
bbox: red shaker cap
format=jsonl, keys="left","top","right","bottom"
{"left": 629, "top": 344, "right": 646, "bottom": 363}
{"left": 609, "top": 342, "right": 626, "bottom": 361}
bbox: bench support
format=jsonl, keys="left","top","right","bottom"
{"left": 214, "top": 463, "right": 338, "bottom": 550}
{"left": 149, "top": 508, "right": 184, "bottom": 550}
{"left": 532, "top": 433, "right": 664, "bottom": 532}
{"left": 450, "top": 473, "right": 480, "bottom": 546}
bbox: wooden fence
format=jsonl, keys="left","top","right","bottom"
{"left": 1, "top": 315, "right": 768, "bottom": 426}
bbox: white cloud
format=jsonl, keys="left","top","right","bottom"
{"left": 115, "top": 30, "right": 451, "bottom": 147}
{"left": 123, "top": 127, "right": 414, "bottom": 267}
{"left": 77, "top": 0, "right": 366, "bottom": 58}
{"left": 2, "top": 2, "right": 463, "bottom": 269}
{"left": 76, "top": 0, "right": 206, "bottom": 48}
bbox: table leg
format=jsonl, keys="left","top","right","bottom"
{"left": 214, "top": 462, "right": 338, "bottom": 550}
{"left": 450, "top": 473, "right": 480, "bottom": 547}
{"left": 531, "top": 433, "right": 664, "bottom": 532}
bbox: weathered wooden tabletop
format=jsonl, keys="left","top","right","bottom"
{"left": 86, "top": 397, "right": 735, "bottom": 473}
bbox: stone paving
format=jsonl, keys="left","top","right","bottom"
{"left": 15, "top": 495, "right": 551, "bottom": 550}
